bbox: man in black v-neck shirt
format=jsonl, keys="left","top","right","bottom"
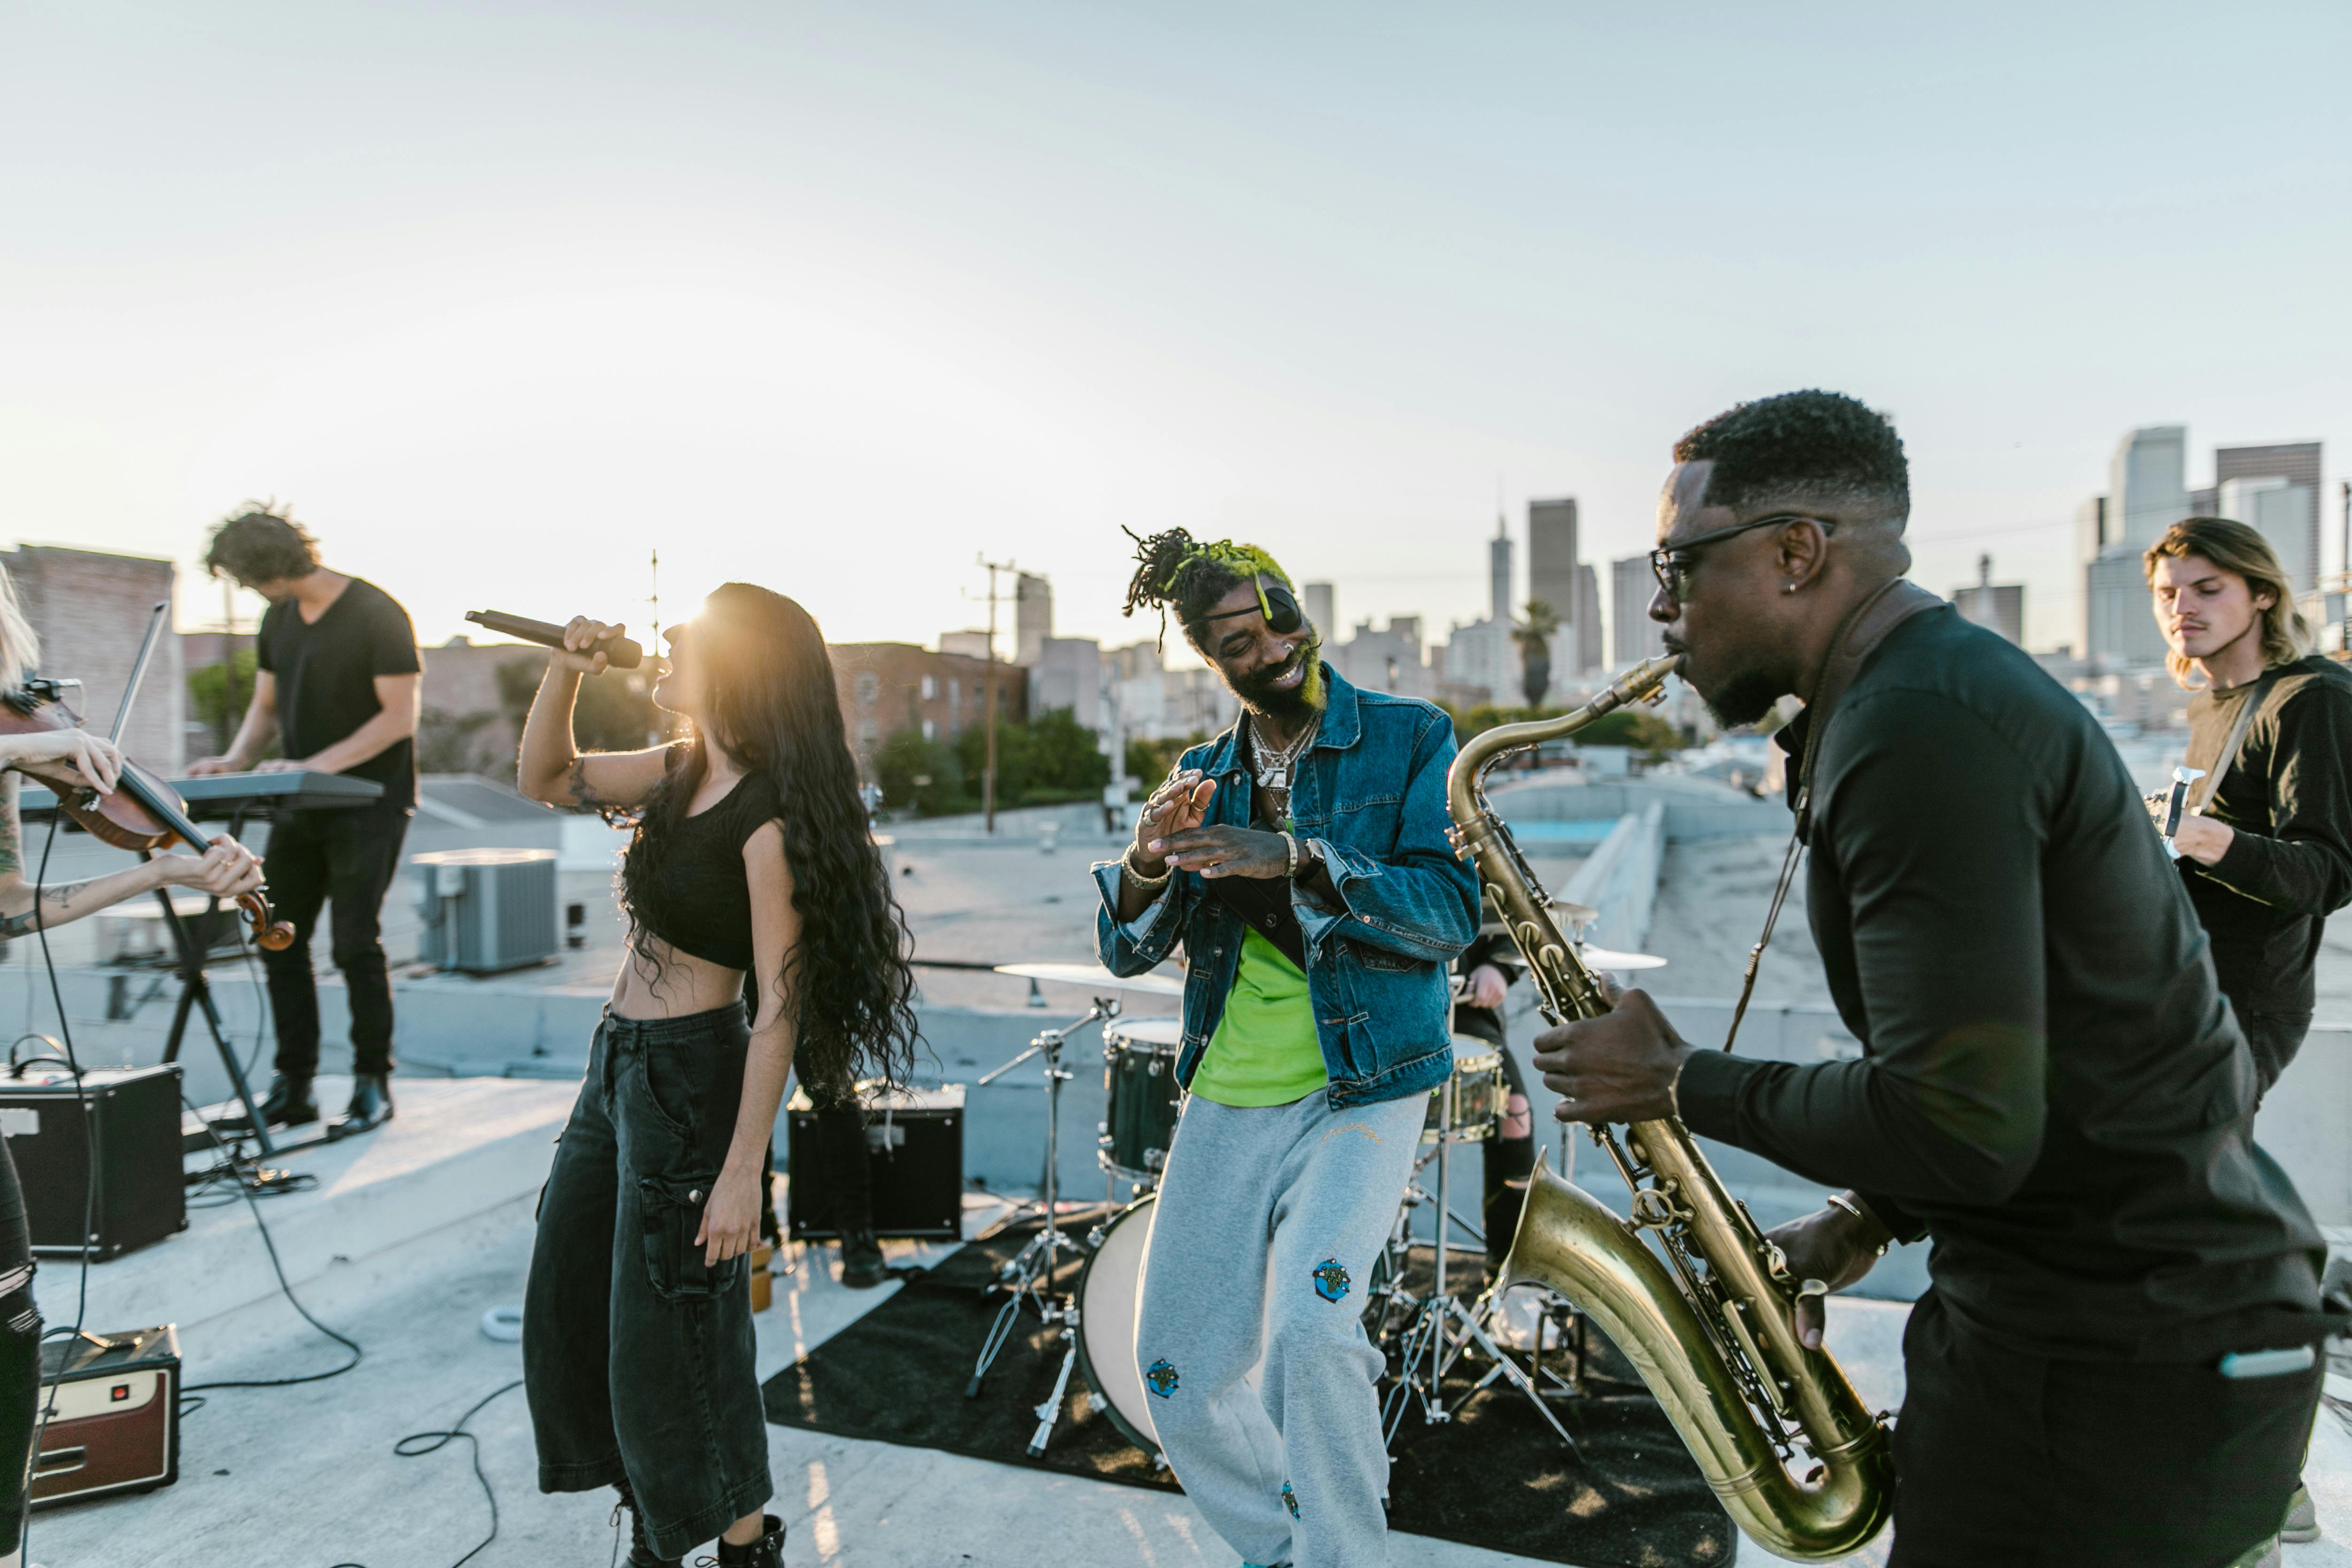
{"left": 195, "top": 507, "right": 420, "bottom": 1136}
{"left": 1530, "top": 393, "right": 2332, "bottom": 1568}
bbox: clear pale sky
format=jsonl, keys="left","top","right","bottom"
{"left": 5, "top": 2, "right": 2347, "bottom": 659}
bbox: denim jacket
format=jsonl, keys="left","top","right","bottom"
{"left": 1092, "top": 668, "right": 1479, "bottom": 1109}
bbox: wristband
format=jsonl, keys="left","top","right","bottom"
{"left": 1826, "top": 1192, "right": 1890, "bottom": 1257}
{"left": 1281, "top": 831, "right": 1298, "bottom": 878}
{"left": 1122, "top": 846, "right": 1171, "bottom": 892}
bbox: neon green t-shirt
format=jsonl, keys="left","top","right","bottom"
{"left": 1189, "top": 926, "right": 1329, "bottom": 1107}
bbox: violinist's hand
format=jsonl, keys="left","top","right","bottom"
{"left": 0, "top": 730, "right": 124, "bottom": 793}
{"left": 155, "top": 838, "right": 265, "bottom": 899}
{"left": 551, "top": 618, "right": 625, "bottom": 677}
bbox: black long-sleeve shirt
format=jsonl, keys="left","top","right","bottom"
{"left": 2181, "top": 653, "right": 2352, "bottom": 1021}
{"left": 1677, "top": 606, "right": 2330, "bottom": 1361}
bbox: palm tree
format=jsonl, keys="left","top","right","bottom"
{"left": 1514, "top": 600, "right": 1561, "bottom": 707}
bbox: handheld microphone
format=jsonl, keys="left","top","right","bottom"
{"left": 465, "top": 610, "right": 644, "bottom": 670}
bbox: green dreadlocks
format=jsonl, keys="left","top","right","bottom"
{"left": 1121, "top": 527, "right": 1324, "bottom": 706}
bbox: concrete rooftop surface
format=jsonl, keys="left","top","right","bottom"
{"left": 17, "top": 1076, "right": 2352, "bottom": 1568}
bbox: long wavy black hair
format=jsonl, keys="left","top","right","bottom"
{"left": 616, "top": 582, "right": 918, "bottom": 1090}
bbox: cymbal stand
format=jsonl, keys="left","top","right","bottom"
{"left": 964, "top": 994, "right": 1118, "bottom": 1460}
{"left": 1379, "top": 1099, "right": 1579, "bottom": 1456}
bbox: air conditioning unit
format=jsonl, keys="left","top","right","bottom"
{"left": 412, "top": 849, "right": 559, "bottom": 975}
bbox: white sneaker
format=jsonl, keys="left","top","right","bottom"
{"left": 2282, "top": 1482, "right": 2321, "bottom": 1544}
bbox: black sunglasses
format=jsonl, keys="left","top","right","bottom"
{"left": 1649, "top": 514, "right": 1837, "bottom": 602}
{"left": 1190, "top": 580, "right": 1304, "bottom": 638}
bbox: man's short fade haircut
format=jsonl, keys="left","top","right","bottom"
{"left": 1674, "top": 390, "right": 1909, "bottom": 523}
{"left": 203, "top": 502, "right": 319, "bottom": 584}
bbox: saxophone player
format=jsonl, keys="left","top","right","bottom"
{"left": 1531, "top": 391, "right": 2335, "bottom": 1568}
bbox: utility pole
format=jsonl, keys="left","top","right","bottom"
{"left": 219, "top": 576, "right": 241, "bottom": 753}
{"left": 2340, "top": 481, "right": 2349, "bottom": 659}
{"left": 647, "top": 549, "right": 664, "bottom": 746}
{"left": 977, "top": 555, "right": 1016, "bottom": 832}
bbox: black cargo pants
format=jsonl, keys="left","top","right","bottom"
{"left": 523, "top": 1005, "right": 772, "bottom": 1560}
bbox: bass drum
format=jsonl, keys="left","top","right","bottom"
{"left": 1075, "top": 1194, "right": 1396, "bottom": 1459}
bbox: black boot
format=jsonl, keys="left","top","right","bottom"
{"left": 220, "top": 1073, "right": 317, "bottom": 1133}
{"left": 699, "top": 1515, "right": 786, "bottom": 1568}
{"left": 613, "top": 1484, "right": 683, "bottom": 1568}
{"left": 838, "top": 1224, "right": 885, "bottom": 1290}
{"left": 330, "top": 1073, "right": 394, "bottom": 1139}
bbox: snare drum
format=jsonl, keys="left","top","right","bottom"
{"left": 1100, "top": 1016, "right": 1186, "bottom": 1185}
{"left": 1424, "top": 1036, "right": 1505, "bottom": 1144}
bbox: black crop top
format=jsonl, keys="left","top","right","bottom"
{"left": 629, "top": 766, "right": 784, "bottom": 971}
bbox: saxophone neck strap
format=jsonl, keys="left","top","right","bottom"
{"left": 1725, "top": 577, "right": 1944, "bottom": 1055}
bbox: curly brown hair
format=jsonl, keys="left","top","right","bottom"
{"left": 203, "top": 503, "right": 320, "bottom": 584}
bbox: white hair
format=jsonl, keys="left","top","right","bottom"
{"left": 0, "top": 561, "right": 39, "bottom": 686}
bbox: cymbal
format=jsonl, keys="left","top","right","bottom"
{"left": 1578, "top": 946, "right": 1667, "bottom": 971}
{"left": 994, "top": 961, "right": 1186, "bottom": 997}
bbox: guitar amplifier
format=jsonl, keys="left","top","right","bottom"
{"left": 0, "top": 1064, "right": 186, "bottom": 1259}
{"left": 786, "top": 1083, "right": 964, "bottom": 1242}
{"left": 33, "top": 1324, "right": 180, "bottom": 1508}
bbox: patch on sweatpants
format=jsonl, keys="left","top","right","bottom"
{"left": 1145, "top": 1358, "right": 1180, "bottom": 1398}
{"left": 1283, "top": 1481, "right": 1300, "bottom": 1519}
{"left": 1312, "top": 1259, "right": 1351, "bottom": 1302}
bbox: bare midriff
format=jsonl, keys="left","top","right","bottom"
{"left": 609, "top": 933, "right": 748, "bottom": 1021}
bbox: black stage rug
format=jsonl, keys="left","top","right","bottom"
{"left": 762, "top": 1216, "right": 1734, "bottom": 1567}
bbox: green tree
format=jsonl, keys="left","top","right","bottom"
{"left": 875, "top": 728, "right": 968, "bottom": 815}
{"left": 186, "top": 648, "right": 261, "bottom": 756}
{"left": 1574, "top": 709, "right": 1683, "bottom": 751}
{"left": 496, "top": 656, "right": 670, "bottom": 753}
{"left": 1023, "top": 708, "right": 1111, "bottom": 799}
{"left": 416, "top": 707, "right": 497, "bottom": 774}
{"left": 1513, "top": 600, "right": 1560, "bottom": 707}
{"left": 1127, "top": 730, "right": 1208, "bottom": 786}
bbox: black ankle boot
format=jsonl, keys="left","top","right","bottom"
{"left": 222, "top": 1073, "right": 317, "bottom": 1132}
{"left": 699, "top": 1515, "right": 786, "bottom": 1568}
{"left": 331, "top": 1073, "right": 394, "bottom": 1138}
{"left": 838, "top": 1225, "right": 885, "bottom": 1290}
{"left": 612, "top": 1484, "right": 683, "bottom": 1568}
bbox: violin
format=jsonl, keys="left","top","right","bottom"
{"left": 0, "top": 678, "right": 295, "bottom": 951}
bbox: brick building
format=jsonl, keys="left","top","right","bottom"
{"left": 6, "top": 546, "right": 185, "bottom": 772}
{"left": 828, "top": 642, "right": 1022, "bottom": 779}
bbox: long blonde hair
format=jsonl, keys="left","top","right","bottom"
{"left": 2144, "top": 516, "right": 2314, "bottom": 686}
{"left": 0, "top": 560, "right": 40, "bottom": 687}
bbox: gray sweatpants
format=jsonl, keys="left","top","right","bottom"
{"left": 1135, "top": 1087, "right": 1426, "bottom": 1568}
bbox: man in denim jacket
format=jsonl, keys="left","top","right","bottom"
{"left": 1095, "top": 530, "right": 1477, "bottom": 1568}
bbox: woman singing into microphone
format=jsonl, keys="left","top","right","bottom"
{"left": 517, "top": 585, "right": 916, "bottom": 1568}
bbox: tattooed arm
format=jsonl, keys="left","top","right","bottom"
{"left": 0, "top": 775, "right": 264, "bottom": 937}
{"left": 516, "top": 619, "right": 668, "bottom": 813}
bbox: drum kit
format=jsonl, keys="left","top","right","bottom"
{"left": 968, "top": 944, "right": 1662, "bottom": 1463}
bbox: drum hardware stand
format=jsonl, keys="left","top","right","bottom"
{"left": 963, "top": 995, "right": 1120, "bottom": 1460}
{"left": 1379, "top": 1101, "right": 1581, "bottom": 1456}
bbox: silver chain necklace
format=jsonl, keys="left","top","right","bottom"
{"left": 1249, "top": 713, "right": 1316, "bottom": 793}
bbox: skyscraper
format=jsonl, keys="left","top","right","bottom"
{"left": 1611, "top": 557, "right": 1666, "bottom": 666}
{"left": 1529, "top": 497, "right": 1582, "bottom": 678}
{"left": 1489, "top": 520, "right": 1512, "bottom": 625}
{"left": 1528, "top": 498, "right": 1578, "bottom": 628}
{"left": 2110, "top": 426, "right": 2191, "bottom": 550}
{"left": 1015, "top": 571, "right": 1053, "bottom": 666}
{"left": 2215, "top": 442, "right": 2323, "bottom": 599}
{"left": 1302, "top": 582, "right": 1336, "bottom": 641}
{"left": 1574, "top": 564, "right": 1603, "bottom": 675}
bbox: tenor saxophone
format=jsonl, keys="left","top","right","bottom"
{"left": 1446, "top": 654, "right": 1893, "bottom": 1561}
